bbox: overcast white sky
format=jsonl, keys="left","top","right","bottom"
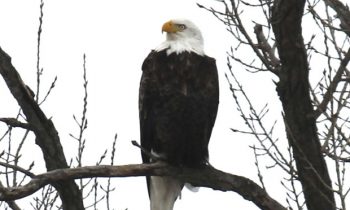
{"left": 0, "top": 1, "right": 288, "bottom": 209}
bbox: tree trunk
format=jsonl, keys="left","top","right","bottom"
{"left": 271, "top": 1, "right": 336, "bottom": 210}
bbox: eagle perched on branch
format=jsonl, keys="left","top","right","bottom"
{"left": 139, "top": 19, "right": 219, "bottom": 210}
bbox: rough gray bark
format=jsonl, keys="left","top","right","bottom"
{"left": 0, "top": 47, "right": 85, "bottom": 210}
{"left": 271, "top": 1, "right": 336, "bottom": 210}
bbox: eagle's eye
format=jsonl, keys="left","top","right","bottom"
{"left": 176, "top": 24, "right": 186, "bottom": 31}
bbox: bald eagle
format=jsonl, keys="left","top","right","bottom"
{"left": 139, "top": 19, "right": 219, "bottom": 210}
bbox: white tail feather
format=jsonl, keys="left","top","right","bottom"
{"left": 150, "top": 176, "right": 183, "bottom": 210}
{"left": 185, "top": 183, "right": 199, "bottom": 192}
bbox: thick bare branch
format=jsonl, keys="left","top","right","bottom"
{"left": 0, "top": 118, "right": 33, "bottom": 131}
{"left": 0, "top": 182, "right": 21, "bottom": 210}
{"left": 0, "top": 46, "right": 84, "bottom": 210}
{"left": 0, "top": 163, "right": 287, "bottom": 210}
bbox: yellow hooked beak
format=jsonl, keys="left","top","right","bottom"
{"left": 162, "top": 20, "right": 178, "bottom": 33}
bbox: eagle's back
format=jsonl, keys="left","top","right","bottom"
{"left": 139, "top": 50, "right": 219, "bottom": 167}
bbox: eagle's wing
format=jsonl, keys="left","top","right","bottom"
{"left": 139, "top": 51, "right": 156, "bottom": 165}
{"left": 201, "top": 55, "right": 219, "bottom": 154}
{"left": 139, "top": 51, "right": 158, "bottom": 196}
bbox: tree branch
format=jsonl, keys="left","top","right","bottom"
{"left": 0, "top": 161, "right": 35, "bottom": 178}
{"left": 314, "top": 47, "right": 350, "bottom": 118}
{"left": 0, "top": 118, "right": 33, "bottom": 131}
{"left": 323, "top": 0, "right": 350, "bottom": 37}
{"left": 253, "top": 24, "right": 281, "bottom": 70}
{"left": 197, "top": 2, "right": 279, "bottom": 75}
{"left": 0, "top": 182, "right": 22, "bottom": 210}
{"left": 0, "top": 46, "right": 84, "bottom": 209}
{"left": 0, "top": 163, "right": 287, "bottom": 210}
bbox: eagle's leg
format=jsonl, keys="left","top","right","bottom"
{"left": 150, "top": 176, "right": 183, "bottom": 210}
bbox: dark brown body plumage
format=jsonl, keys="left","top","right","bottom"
{"left": 139, "top": 50, "right": 219, "bottom": 194}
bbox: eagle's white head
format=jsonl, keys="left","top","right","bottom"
{"left": 155, "top": 19, "right": 204, "bottom": 55}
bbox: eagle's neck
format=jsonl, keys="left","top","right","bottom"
{"left": 155, "top": 33, "right": 204, "bottom": 56}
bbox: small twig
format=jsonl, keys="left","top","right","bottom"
{"left": 252, "top": 145, "right": 266, "bottom": 191}
{"left": 131, "top": 140, "right": 165, "bottom": 162}
{"left": 315, "top": 47, "right": 350, "bottom": 118}
{"left": 0, "top": 161, "right": 35, "bottom": 177}
{"left": 38, "top": 76, "right": 57, "bottom": 106}
{"left": 35, "top": 0, "right": 44, "bottom": 102}
{"left": 105, "top": 133, "right": 117, "bottom": 210}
